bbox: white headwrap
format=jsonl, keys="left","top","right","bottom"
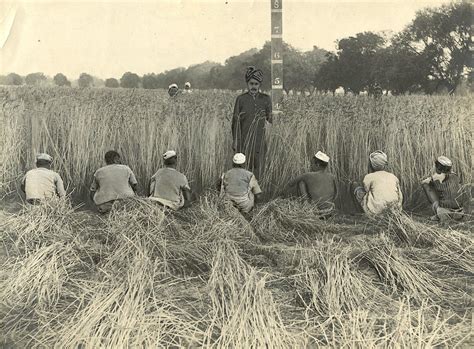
{"left": 233, "top": 153, "right": 246, "bottom": 164}
{"left": 369, "top": 150, "right": 388, "bottom": 171}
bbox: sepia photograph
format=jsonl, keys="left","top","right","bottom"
{"left": 0, "top": 0, "right": 472, "bottom": 347}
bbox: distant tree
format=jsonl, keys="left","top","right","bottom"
{"left": 25, "top": 72, "right": 47, "bottom": 86}
{"left": 78, "top": 73, "right": 94, "bottom": 88}
{"left": 105, "top": 78, "right": 120, "bottom": 88}
{"left": 5, "top": 73, "right": 23, "bottom": 85}
{"left": 395, "top": 2, "right": 471, "bottom": 93}
{"left": 142, "top": 74, "right": 159, "bottom": 89}
{"left": 336, "top": 32, "right": 386, "bottom": 94}
{"left": 53, "top": 73, "right": 71, "bottom": 87}
{"left": 184, "top": 61, "right": 221, "bottom": 89}
{"left": 120, "top": 72, "right": 141, "bottom": 88}
{"left": 314, "top": 53, "right": 341, "bottom": 94}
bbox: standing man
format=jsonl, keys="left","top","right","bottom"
{"left": 21, "top": 153, "right": 66, "bottom": 204}
{"left": 168, "top": 84, "right": 180, "bottom": 97}
{"left": 184, "top": 82, "right": 192, "bottom": 93}
{"left": 90, "top": 150, "right": 138, "bottom": 213}
{"left": 232, "top": 66, "right": 272, "bottom": 179}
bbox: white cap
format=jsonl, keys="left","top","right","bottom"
{"left": 437, "top": 156, "right": 452, "bottom": 167}
{"left": 185, "top": 82, "right": 191, "bottom": 87}
{"left": 36, "top": 153, "right": 53, "bottom": 162}
{"left": 163, "top": 150, "right": 177, "bottom": 159}
{"left": 314, "top": 151, "right": 330, "bottom": 163}
{"left": 168, "top": 83, "right": 178, "bottom": 90}
{"left": 233, "top": 153, "right": 246, "bottom": 164}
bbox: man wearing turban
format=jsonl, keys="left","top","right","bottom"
{"left": 231, "top": 66, "right": 272, "bottom": 180}
{"left": 353, "top": 150, "right": 403, "bottom": 215}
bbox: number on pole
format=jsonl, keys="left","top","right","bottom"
{"left": 274, "top": 0, "right": 279, "bottom": 9}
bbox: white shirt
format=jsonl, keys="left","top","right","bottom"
{"left": 362, "top": 171, "right": 403, "bottom": 215}
{"left": 22, "top": 167, "right": 66, "bottom": 200}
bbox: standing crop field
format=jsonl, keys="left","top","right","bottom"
{"left": 0, "top": 86, "right": 473, "bottom": 347}
{"left": 0, "top": 86, "right": 471, "bottom": 210}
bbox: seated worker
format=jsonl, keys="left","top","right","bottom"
{"left": 421, "top": 156, "right": 465, "bottom": 222}
{"left": 90, "top": 150, "right": 138, "bottom": 213}
{"left": 149, "top": 150, "right": 192, "bottom": 210}
{"left": 353, "top": 150, "right": 403, "bottom": 215}
{"left": 21, "top": 153, "right": 66, "bottom": 204}
{"left": 220, "top": 153, "right": 262, "bottom": 213}
{"left": 287, "top": 151, "right": 337, "bottom": 214}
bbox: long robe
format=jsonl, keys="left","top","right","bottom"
{"left": 232, "top": 91, "right": 272, "bottom": 179}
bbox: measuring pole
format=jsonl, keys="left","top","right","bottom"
{"left": 271, "top": 0, "right": 283, "bottom": 115}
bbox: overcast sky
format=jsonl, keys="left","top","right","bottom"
{"left": 0, "top": 0, "right": 450, "bottom": 79}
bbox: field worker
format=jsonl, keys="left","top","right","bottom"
{"left": 353, "top": 150, "right": 403, "bottom": 215}
{"left": 220, "top": 153, "right": 263, "bottom": 213}
{"left": 232, "top": 66, "right": 272, "bottom": 179}
{"left": 184, "top": 82, "right": 192, "bottom": 93}
{"left": 90, "top": 150, "right": 138, "bottom": 214}
{"left": 168, "top": 83, "right": 179, "bottom": 97}
{"left": 21, "top": 153, "right": 66, "bottom": 204}
{"left": 288, "top": 151, "right": 337, "bottom": 215}
{"left": 149, "top": 150, "right": 192, "bottom": 210}
{"left": 421, "top": 156, "right": 465, "bottom": 222}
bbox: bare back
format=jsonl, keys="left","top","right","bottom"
{"left": 296, "top": 172, "right": 336, "bottom": 206}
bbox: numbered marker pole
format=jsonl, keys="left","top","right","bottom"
{"left": 271, "top": 0, "right": 283, "bottom": 116}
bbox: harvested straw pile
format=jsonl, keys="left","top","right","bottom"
{"left": 0, "top": 196, "right": 472, "bottom": 347}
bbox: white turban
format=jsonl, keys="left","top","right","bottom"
{"left": 163, "top": 150, "right": 177, "bottom": 159}
{"left": 36, "top": 153, "right": 53, "bottom": 162}
{"left": 369, "top": 150, "right": 388, "bottom": 171}
{"left": 437, "top": 156, "right": 452, "bottom": 167}
{"left": 314, "top": 151, "right": 330, "bottom": 163}
{"left": 233, "top": 153, "right": 246, "bottom": 165}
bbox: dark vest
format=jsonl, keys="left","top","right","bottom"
{"left": 431, "top": 173, "right": 462, "bottom": 209}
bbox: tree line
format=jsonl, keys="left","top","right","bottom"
{"left": 0, "top": 2, "right": 470, "bottom": 95}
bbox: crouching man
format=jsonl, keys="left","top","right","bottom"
{"left": 21, "top": 153, "right": 66, "bottom": 204}
{"left": 149, "top": 150, "right": 192, "bottom": 210}
{"left": 220, "top": 153, "right": 262, "bottom": 213}
{"left": 288, "top": 151, "right": 337, "bottom": 216}
{"left": 353, "top": 150, "right": 403, "bottom": 215}
{"left": 90, "top": 150, "right": 138, "bottom": 213}
{"left": 421, "top": 156, "right": 465, "bottom": 222}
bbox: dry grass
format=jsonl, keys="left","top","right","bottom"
{"left": 0, "top": 196, "right": 472, "bottom": 347}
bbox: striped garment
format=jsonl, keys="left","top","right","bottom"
{"left": 430, "top": 173, "right": 463, "bottom": 209}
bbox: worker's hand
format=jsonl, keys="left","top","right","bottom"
{"left": 432, "top": 201, "right": 439, "bottom": 213}
{"left": 421, "top": 177, "right": 431, "bottom": 185}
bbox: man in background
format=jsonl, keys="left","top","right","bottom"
{"left": 288, "top": 151, "right": 337, "bottom": 216}
{"left": 183, "top": 82, "right": 192, "bottom": 93}
{"left": 149, "top": 150, "right": 192, "bottom": 210}
{"left": 21, "top": 153, "right": 66, "bottom": 204}
{"left": 90, "top": 150, "right": 138, "bottom": 213}
{"left": 232, "top": 66, "right": 272, "bottom": 179}
{"left": 168, "top": 83, "right": 180, "bottom": 97}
